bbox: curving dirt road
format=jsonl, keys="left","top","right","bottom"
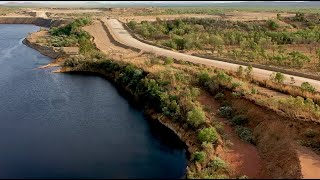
{"left": 102, "top": 18, "right": 320, "bottom": 92}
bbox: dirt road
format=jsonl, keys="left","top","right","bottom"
{"left": 102, "top": 18, "right": 320, "bottom": 92}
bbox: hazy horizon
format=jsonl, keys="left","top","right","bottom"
{"left": 0, "top": 1, "right": 308, "bottom": 4}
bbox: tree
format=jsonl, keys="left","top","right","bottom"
{"left": 187, "top": 106, "right": 206, "bottom": 128}
{"left": 245, "top": 65, "right": 253, "bottom": 80}
{"left": 128, "top": 20, "right": 137, "bottom": 30}
{"left": 301, "top": 82, "right": 316, "bottom": 93}
{"left": 197, "top": 127, "right": 218, "bottom": 143}
{"left": 277, "top": 13, "right": 282, "bottom": 20}
{"left": 266, "top": 20, "right": 279, "bottom": 30}
{"left": 236, "top": 66, "right": 244, "bottom": 78}
{"left": 192, "top": 151, "right": 206, "bottom": 162}
{"left": 209, "top": 35, "right": 224, "bottom": 54}
{"left": 270, "top": 72, "right": 285, "bottom": 84}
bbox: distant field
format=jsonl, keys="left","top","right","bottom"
{"left": 132, "top": 7, "right": 320, "bottom": 16}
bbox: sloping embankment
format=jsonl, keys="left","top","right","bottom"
{"left": 0, "top": 17, "right": 71, "bottom": 27}
{"left": 22, "top": 36, "right": 64, "bottom": 59}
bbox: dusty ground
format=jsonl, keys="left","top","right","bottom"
{"left": 198, "top": 90, "right": 265, "bottom": 179}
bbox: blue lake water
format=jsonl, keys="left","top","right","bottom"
{"left": 0, "top": 24, "right": 187, "bottom": 179}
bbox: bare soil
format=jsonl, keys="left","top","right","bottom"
{"left": 198, "top": 90, "right": 265, "bottom": 179}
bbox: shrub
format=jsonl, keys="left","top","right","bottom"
{"left": 150, "top": 57, "right": 161, "bottom": 65}
{"left": 192, "top": 151, "right": 206, "bottom": 162}
{"left": 198, "top": 71, "right": 211, "bottom": 86}
{"left": 218, "top": 106, "right": 233, "bottom": 119}
{"left": 231, "top": 82, "right": 242, "bottom": 89}
{"left": 304, "top": 129, "right": 318, "bottom": 138}
{"left": 267, "top": 20, "right": 279, "bottom": 30}
{"left": 244, "top": 65, "right": 253, "bottom": 80}
{"left": 251, "top": 88, "right": 257, "bottom": 94}
{"left": 236, "top": 66, "right": 244, "bottom": 78}
{"left": 214, "top": 92, "right": 225, "bottom": 100}
{"left": 301, "top": 82, "right": 316, "bottom": 93}
{"left": 208, "top": 156, "right": 227, "bottom": 171}
{"left": 187, "top": 106, "right": 206, "bottom": 128}
{"left": 164, "top": 57, "right": 174, "bottom": 65}
{"left": 270, "top": 72, "right": 285, "bottom": 84}
{"left": 231, "top": 115, "right": 248, "bottom": 126}
{"left": 232, "top": 91, "right": 242, "bottom": 98}
{"left": 235, "top": 126, "right": 254, "bottom": 144}
{"left": 198, "top": 127, "right": 218, "bottom": 143}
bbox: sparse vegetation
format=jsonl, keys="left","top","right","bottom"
{"left": 198, "top": 127, "right": 219, "bottom": 144}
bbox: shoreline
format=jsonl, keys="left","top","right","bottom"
{"left": 22, "top": 31, "right": 195, "bottom": 179}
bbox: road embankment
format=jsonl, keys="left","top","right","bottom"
{"left": 0, "top": 17, "right": 70, "bottom": 27}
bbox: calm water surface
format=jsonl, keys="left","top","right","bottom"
{"left": 0, "top": 24, "right": 187, "bottom": 178}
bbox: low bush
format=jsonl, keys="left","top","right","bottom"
{"left": 208, "top": 156, "right": 227, "bottom": 171}
{"left": 235, "top": 126, "right": 254, "bottom": 144}
{"left": 218, "top": 106, "right": 233, "bottom": 119}
{"left": 214, "top": 92, "right": 225, "bottom": 100}
{"left": 187, "top": 106, "right": 206, "bottom": 128}
{"left": 197, "top": 127, "right": 219, "bottom": 144}
{"left": 231, "top": 115, "right": 248, "bottom": 126}
{"left": 192, "top": 151, "right": 206, "bottom": 162}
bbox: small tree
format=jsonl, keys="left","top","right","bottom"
{"left": 277, "top": 13, "right": 282, "bottom": 20}
{"left": 197, "top": 127, "right": 218, "bottom": 144}
{"left": 192, "top": 151, "right": 206, "bottom": 162}
{"left": 187, "top": 106, "right": 206, "bottom": 128}
{"left": 266, "top": 20, "right": 279, "bottom": 30}
{"left": 301, "top": 82, "right": 316, "bottom": 93}
{"left": 245, "top": 65, "right": 253, "bottom": 80}
{"left": 164, "top": 57, "right": 174, "bottom": 65}
{"left": 270, "top": 72, "right": 285, "bottom": 84}
{"left": 198, "top": 71, "right": 211, "bottom": 86}
{"left": 236, "top": 66, "right": 244, "bottom": 78}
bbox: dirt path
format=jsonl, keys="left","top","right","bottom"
{"left": 297, "top": 146, "right": 320, "bottom": 179}
{"left": 103, "top": 18, "right": 320, "bottom": 92}
{"left": 198, "top": 91, "right": 265, "bottom": 178}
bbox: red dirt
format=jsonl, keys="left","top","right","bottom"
{"left": 198, "top": 90, "right": 265, "bottom": 178}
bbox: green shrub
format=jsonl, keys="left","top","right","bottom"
{"left": 198, "top": 71, "right": 211, "bottom": 86}
{"left": 192, "top": 151, "right": 206, "bottom": 162}
{"left": 208, "top": 156, "right": 227, "bottom": 171}
{"left": 301, "top": 82, "right": 316, "bottom": 93}
{"left": 231, "top": 82, "right": 242, "bottom": 89}
{"left": 251, "top": 88, "right": 257, "bottom": 94}
{"left": 304, "top": 129, "right": 318, "bottom": 138}
{"left": 235, "top": 126, "right": 254, "bottom": 144}
{"left": 266, "top": 20, "right": 279, "bottom": 30}
{"left": 198, "top": 127, "right": 218, "bottom": 143}
{"left": 214, "top": 92, "right": 225, "bottom": 100}
{"left": 238, "top": 175, "right": 249, "bottom": 179}
{"left": 218, "top": 106, "right": 233, "bottom": 119}
{"left": 236, "top": 66, "right": 244, "bottom": 77}
{"left": 270, "top": 72, "right": 285, "bottom": 84}
{"left": 164, "top": 57, "right": 174, "bottom": 65}
{"left": 187, "top": 106, "right": 206, "bottom": 128}
{"left": 232, "top": 91, "right": 242, "bottom": 98}
{"left": 150, "top": 57, "right": 161, "bottom": 65}
{"left": 231, "top": 115, "right": 248, "bottom": 126}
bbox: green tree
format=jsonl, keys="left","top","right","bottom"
{"left": 197, "top": 127, "right": 218, "bottom": 143}
{"left": 187, "top": 106, "right": 206, "bottom": 128}
{"left": 301, "top": 82, "right": 316, "bottom": 93}
{"left": 270, "top": 72, "right": 285, "bottom": 84}
{"left": 244, "top": 65, "right": 253, "bottom": 80}
{"left": 266, "top": 20, "right": 279, "bottom": 30}
{"left": 192, "top": 151, "right": 206, "bottom": 162}
{"left": 209, "top": 35, "right": 224, "bottom": 54}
